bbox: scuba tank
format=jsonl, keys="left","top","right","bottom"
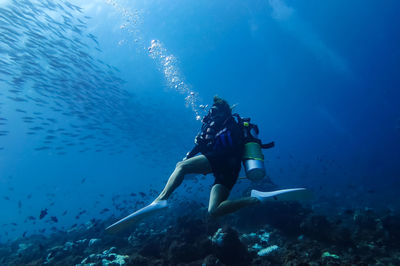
{"left": 237, "top": 116, "right": 275, "bottom": 181}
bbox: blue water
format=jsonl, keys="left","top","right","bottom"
{"left": 0, "top": 0, "right": 399, "bottom": 242}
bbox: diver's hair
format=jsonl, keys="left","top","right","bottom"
{"left": 213, "top": 95, "right": 232, "bottom": 115}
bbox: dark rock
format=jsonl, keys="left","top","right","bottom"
{"left": 168, "top": 240, "right": 203, "bottom": 264}
{"left": 382, "top": 214, "right": 400, "bottom": 246}
{"left": 300, "top": 215, "right": 333, "bottom": 242}
{"left": 199, "top": 237, "right": 214, "bottom": 255}
{"left": 332, "top": 227, "right": 353, "bottom": 245}
{"left": 202, "top": 254, "right": 224, "bottom": 266}
{"left": 354, "top": 209, "right": 378, "bottom": 232}
{"left": 138, "top": 239, "right": 161, "bottom": 258}
{"left": 176, "top": 216, "right": 207, "bottom": 243}
{"left": 14, "top": 242, "right": 44, "bottom": 264}
{"left": 127, "top": 254, "right": 151, "bottom": 266}
{"left": 211, "top": 227, "right": 251, "bottom": 266}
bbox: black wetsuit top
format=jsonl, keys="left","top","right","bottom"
{"left": 186, "top": 115, "right": 244, "bottom": 190}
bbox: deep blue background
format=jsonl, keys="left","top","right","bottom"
{"left": 0, "top": 0, "right": 399, "bottom": 241}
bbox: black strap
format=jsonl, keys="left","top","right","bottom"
{"left": 261, "top": 141, "right": 275, "bottom": 149}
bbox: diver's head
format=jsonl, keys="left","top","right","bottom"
{"left": 210, "top": 96, "right": 231, "bottom": 124}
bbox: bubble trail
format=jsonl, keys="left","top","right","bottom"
{"left": 105, "top": 0, "right": 206, "bottom": 120}
{"left": 147, "top": 39, "right": 204, "bottom": 120}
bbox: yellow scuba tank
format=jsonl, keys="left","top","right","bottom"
{"left": 241, "top": 120, "right": 275, "bottom": 181}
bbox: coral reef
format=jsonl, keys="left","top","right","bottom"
{"left": 0, "top": 201, "right": 399, "bottom": 265}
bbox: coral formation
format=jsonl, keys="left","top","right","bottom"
{"left": 0, "top": 201, "right": 399, "bottom": 265}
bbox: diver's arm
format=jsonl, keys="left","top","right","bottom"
{"left": 184, "top": 128, "right": 206, "bottom": 160}
{"left": 184, "top": 145, "right": 201, "bottom": 160}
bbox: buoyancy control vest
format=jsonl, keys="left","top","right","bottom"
{"left": 195, "top": 111, "right": 238, "bottom": 151}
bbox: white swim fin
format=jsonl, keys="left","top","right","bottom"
{"left": 251, "top": 188, "right": 312, "bottom": 203}
{"left": 106, "top": 200, "right": 168, "bottom": 234}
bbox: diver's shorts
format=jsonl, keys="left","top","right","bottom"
{"left": 203, "top": 152, "right": 241, "bottom": 190}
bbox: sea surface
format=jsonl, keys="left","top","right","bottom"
{"left": 0, "top": 0, "right": 399, "bottom": 264}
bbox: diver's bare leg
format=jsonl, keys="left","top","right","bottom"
{"left": 154, "top": 155, "right": 212, "bottom": 202}
{"left": 208, "top": 184, "right": 259, "bottom": 218}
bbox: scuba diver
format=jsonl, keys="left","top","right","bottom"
{"left": 153, "top": 96, "right": 260, "bottom": 217}
{"left": 106, "top": 96, "right": 310, "bottom": 233}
